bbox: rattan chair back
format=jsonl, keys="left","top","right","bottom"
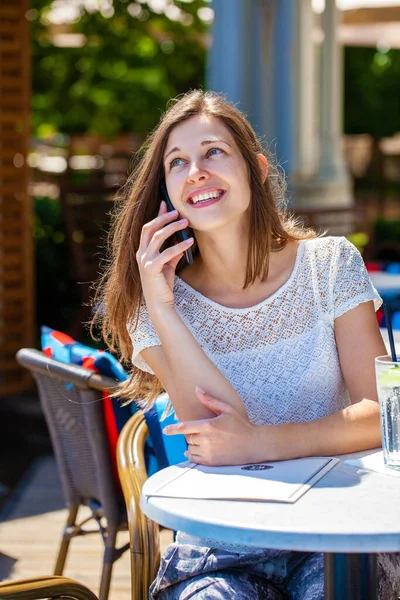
{"left": 15, "top": 348, "right": 129, "bottom": 600}
{"left": 0, "top": 576, "right": 100, "bottom": 600}
{"left": 117, "top": 412, "right": 161, "bottom": 600}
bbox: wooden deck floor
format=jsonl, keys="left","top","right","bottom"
{"left": 0, "top": 456, "right": 173, "bottom": 600}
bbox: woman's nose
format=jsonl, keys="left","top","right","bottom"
{"left": 187, "top": 161, "right": 209, "bottom": 183}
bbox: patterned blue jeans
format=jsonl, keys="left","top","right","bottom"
{"left": 149, "top": 543, "right": 400, "bottom": 600}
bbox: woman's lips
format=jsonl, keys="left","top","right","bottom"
{"left": 189, "top": 190, "right": 226, "bottom": 208}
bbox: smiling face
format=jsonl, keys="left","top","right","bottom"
{"left": 163, "top": 113, "right": 252, "bottom": 232}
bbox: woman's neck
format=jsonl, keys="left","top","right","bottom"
{"left": 186, "top": 224, "right": 251, "bottom": 293}
{"left": 180, "top": 235, "right": 300, "bottom": 307}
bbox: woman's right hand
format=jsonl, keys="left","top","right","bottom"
{"left": 136, "top": 200, "right": 194, "bottom": 311}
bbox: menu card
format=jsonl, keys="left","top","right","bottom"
{"left": 145, "top": 457, "right": 339, "bottom": 503}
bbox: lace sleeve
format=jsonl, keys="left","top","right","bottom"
{"left": 127, "top": 301, "right": 161, "bottom": 374}
{"left": 332, "top": 237, "right": 382, "bottom": 320}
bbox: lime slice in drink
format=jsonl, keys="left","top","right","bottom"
{"left": 378, "top": 368, "right": 400, "bottom": 387}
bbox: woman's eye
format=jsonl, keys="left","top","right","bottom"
{"left": 170, "top": 157, "right": 184, "bottom": 168}
{"left": 207, "top": 147, "right": 223, "bottom": 158}
{"left": 169, "top": 148, "right": 223, "bottom": 169}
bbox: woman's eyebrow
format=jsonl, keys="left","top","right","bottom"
{"left": 164, "top": 139, "right": 232, "bottom": 161}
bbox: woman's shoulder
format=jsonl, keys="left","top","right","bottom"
{"left": 298, "top": 236, "right": 363, "bottom": 290}
{"left": 301, "top": 235, "right": 355, "bottom": 262}
{"left": 302, "top": 234, "right": 347, "bottom": 250}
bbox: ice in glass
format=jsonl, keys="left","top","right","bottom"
{"left": 375, "top": 355, "right": 400, "bottom": 470}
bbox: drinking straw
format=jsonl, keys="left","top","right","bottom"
{"left": 384, "top": 303, "right": 398, "bottom": 363}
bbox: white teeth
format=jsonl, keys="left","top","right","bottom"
{"left": 191, "top": 191, "right": 222, "bottom": 204}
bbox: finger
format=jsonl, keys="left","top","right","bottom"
{"left": 196, "top": 387, "right": 232, "bottom": 416}
{"left": 163, "top": 417, "right": 206, "bottom": 436}
{"left": 168, "top": 251, "right": 184, "bottom": 271}
{"left": 146, "top": 218, "right": 189, "bottom": 257}
{"left": 187, "top": 433, "right": 199, "bottom": 446}
{"left": 139, "top": 209, "right": 179, "bottom": 250}
{"left": 142, "top": 239, "right": 193, "bottom": 276}
{"left": 158, "top": 200, "right": 167, "bottom": 216}
{"left": 184, "top": 450, "right": 202, "bottom": 463}
{"left": 151, "top": 238, "right": 194, "bottom": 270}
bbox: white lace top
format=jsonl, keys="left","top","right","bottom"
{"left": 128, "top": 235, "right": 382, "bottom": 550}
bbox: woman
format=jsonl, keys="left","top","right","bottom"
{"left": 94, "top": 90, "right": 399, "bottom": 599}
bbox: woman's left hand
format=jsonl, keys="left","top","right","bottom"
{"left": 163, "top": 387, "right": 264, "bottom": 466}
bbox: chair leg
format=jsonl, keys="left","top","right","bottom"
{"left": 98, "top": 527, "right": 118, "bottom": 600}
{"left": 54, "top": 505, "right": 80, "bottom": 576}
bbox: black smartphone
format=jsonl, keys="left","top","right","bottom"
{"left": 160, "top": 180, "right": 194, "bottom": 265}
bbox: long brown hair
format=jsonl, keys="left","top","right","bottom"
{"left": 91, "top": 89, "right": 315, "bottom": 406}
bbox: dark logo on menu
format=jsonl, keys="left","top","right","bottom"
{"left": 241, "top": 464, "right": 273, "bottom": 471}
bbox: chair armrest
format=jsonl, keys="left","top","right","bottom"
{"left": 0, "top": 576, "right": 99, "bottom": 600}
{"left": 117, "top": 412, "right": 161, "bottom": 600}
{"left": 16, "top": 349, "right": 118, "bottom": 392}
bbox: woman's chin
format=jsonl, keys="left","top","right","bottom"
{"left": 190, "top": 215, "right": 244, "bottom": 234}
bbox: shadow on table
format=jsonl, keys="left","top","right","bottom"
{"left": 0, "top": 551, "right": 17, "bottom": 581}
{"left": 312, "top": 463, "right": 365, "bottom": 489}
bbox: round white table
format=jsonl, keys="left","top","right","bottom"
{"left": 141, "top": 451, "right": 400, "bottom": 600}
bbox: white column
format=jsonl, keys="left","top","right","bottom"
{"left": 293, "top": 0, "right": 352, "bottom": 209}
{"left": 293, "top": 0, "right": 318, "bottom": 181}
{"left": 318, "top": 0, "right": 349, "bottom": 183}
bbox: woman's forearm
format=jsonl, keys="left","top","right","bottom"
{"left": 256, "top": 398, "right": 381, "bottom": 461}
{"left": 148, "top": 304, "right": 247, "bottom": 421}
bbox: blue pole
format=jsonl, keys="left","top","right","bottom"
{"left": 207, "top": 0, "right": 296, "bottom": 178}
{"left": 207, "top": 0, "right": 258, "bottom": 129}
{"left": 267, "top": 0, "right": 295, "bottom": 176}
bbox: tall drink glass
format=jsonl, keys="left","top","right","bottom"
{"left": 375, "top": 355, "right": 400, "bottom": 470}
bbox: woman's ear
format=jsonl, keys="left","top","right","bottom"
{"left": 257, "top": 154, "right": 269, "bottom": 182}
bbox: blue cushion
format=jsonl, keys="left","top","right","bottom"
{"left": 392, "top": 311, "right": 400, "bottom": 331}
{"left": 385, "top": 263, "right": 400, "bottom": 274}
{"left": 41, "top": 325, "right": 131, "bottom": 432}
{"left": 41, "top": 326, "right": 187, "bottom": 473}
{"left": 154, "top": 393, "right": 188, "bottom": 466}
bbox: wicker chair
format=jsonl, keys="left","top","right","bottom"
{"left": 117, "top": 411, "right": 161, "bottom": 600}
{"left": 15, "top": 349, "right": 130, "bottom": 600}
{"left": 0, "top": 576, "right": 99, "bottom": 600}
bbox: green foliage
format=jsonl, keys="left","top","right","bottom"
{"left": 34, "top": 197, "right": 82, "bottom": 335}
{"left": 344, "top": 46, "right": 400, "bottom": 138}
{"left": 374, "top": 217, "right": 400, "bottom": 243}
{"left": 347, "top": 232, "right": 369, "bottom": 255}
{"left": 31, "top": 0, "right": 210, "bottom": 138}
